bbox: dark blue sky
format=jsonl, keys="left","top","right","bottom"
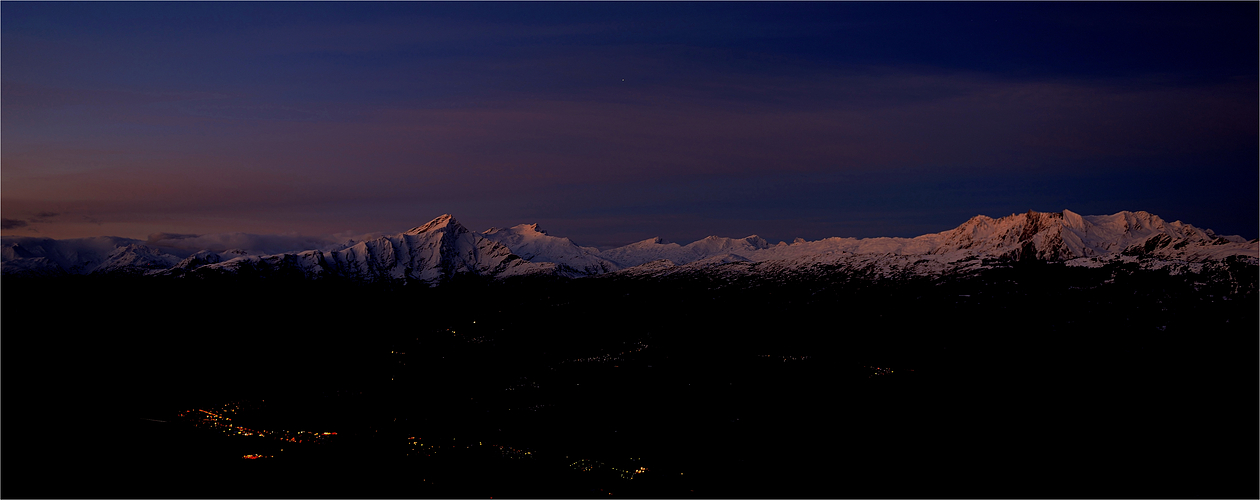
{"left": 4, "top": 2, "right": 1256, "bottom": 246}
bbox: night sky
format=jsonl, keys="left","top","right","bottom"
{"left": 3, "top": 2, "right": 1256, "bottom": 248}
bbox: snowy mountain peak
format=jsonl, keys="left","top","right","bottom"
{"left": 479, "top": 221, "right": 618, "bottom": 276}
{"left": 923, "top": 209, "right": 1256, "bottom": 263}
{"left": 404, "top": 214, "right": 461, "bottom": 235}
{"left": 1061, "top": 209, "right": 1086, "bottom": 230}
{"left": 484, "top": 223, "right": 549, "bottom": 236}
{"left": 745, "top": 235, "right": 770, "bottom": 249}
{"left": 174, "top": 213, "right": 552, "bottom": 283}
{"left": 689, "top": 235, "right": 771, "bottom": 252}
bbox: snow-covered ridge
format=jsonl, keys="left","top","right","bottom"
{"left": 616, "top": 209, "right": 1255, "bottom": 266}
{"left": 176, "top": 214, "right": 557, "bottom": 283}
{"left": 480, "top": 223, "right": 619, "bottom": 275}
{"left": 0, "top": 236, "right": 183, "bottom": 276}
{"left": 3, "top": 210, "right": 1255, "bottom": 280}
{"left": 599, "top": 234, "right": 772, "bottom": 268}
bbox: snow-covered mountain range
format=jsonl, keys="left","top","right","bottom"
{"left": 3, "top": 210, "right": 1256, "bottom": 282}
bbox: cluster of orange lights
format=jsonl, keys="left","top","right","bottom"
{"left": 570, "top": 459, "right": 649, "bottom": 480}
{"left": 491, "top": 443, "right": 532, "bottom": 459}
{"left": 180, "top": 401, "right": 337, "bottom": 446}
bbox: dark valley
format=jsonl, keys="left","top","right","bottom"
{"left": 4, "top": 251, "right": 1256, "bottom": 498}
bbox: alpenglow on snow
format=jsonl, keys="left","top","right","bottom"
{"left": 3, "top": 210, "right": 1256, "bottom": 282}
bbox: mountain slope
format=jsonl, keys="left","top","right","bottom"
{"left": 926, "top": 209, "right": 1252, "bottom": 262}
{"left": 598, "top": 235, "right": 772, "bottom": 268}
{"left": 480, "top": 223, "right": 619, "bottom": 276}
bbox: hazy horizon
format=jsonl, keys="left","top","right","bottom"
{"left": 4, "top": 3, "right": 1257, "bottom": 247}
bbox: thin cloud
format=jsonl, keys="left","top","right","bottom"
{"left": 145, "top": 232, "right": 348, "bottom": 255}
{"left": 1, "top": 218, "right": 29, "bottom": 230}
{"left": 146, "top": 232, "right": 198, "bottom": 242}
